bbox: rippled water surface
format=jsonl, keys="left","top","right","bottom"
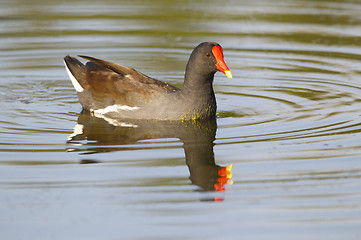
{"left": 1, "top": 0, "right": 361, "bottom": 239}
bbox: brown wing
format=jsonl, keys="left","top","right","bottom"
{"left": 78, "top": 55, "right": 179, "bottom": 107}
{"left": 79, "top": 55, "right": 178, "bottom": 91}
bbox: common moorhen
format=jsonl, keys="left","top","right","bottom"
{"left": 64, "top": 42, "right": 232, "bottom": 121}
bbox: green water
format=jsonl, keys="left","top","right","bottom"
{"left": 1, "top": 0, "right": 361, "bottom": 239}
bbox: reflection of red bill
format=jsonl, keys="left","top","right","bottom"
{"left": 214, "top": 164, "right": 233, "bottom": 192}
{"left": 214, "top": 197, "right": 224, "bottom": 202}
{"left": 218, "top": 164, "right": 233, "bottom": 177}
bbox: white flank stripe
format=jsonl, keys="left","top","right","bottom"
{"left": 64, "top": 60, "right": 84, "bottom": 93}
{"left": 90, "top": 104, "right": 139, "bottom": 127}
{"left": 93, "top": 104, "right": 139, "bottom": 115}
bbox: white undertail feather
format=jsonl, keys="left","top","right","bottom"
{"left": 63, "top": 60, "right": 84, "bottom": 92}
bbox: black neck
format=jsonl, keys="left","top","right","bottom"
{"left": 181, "top": 61, "right": 216, "bottom": 98}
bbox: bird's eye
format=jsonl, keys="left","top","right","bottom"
{"left": 205, "top": 53, "right": 211, "bottom": 58}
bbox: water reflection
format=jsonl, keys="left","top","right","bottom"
{"left": 67, "top": 112, "right": 232, "bottom": 194}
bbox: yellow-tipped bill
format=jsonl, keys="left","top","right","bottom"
{"left": 224, "top": 70, "right": 233, "bottom": 79}
{"left": 212, "top": 45, "right": 233, "bottom": 79}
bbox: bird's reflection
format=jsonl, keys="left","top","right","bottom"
{"left": 67, "top": 112, "right": 232, "bottom": 196}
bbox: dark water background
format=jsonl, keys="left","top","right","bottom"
{"left": 1, "top": 0, "right": 361, "bottom": 239}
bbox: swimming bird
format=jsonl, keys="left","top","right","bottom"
{"left": 64, "top": 42, "right": 232, "bottom": 121}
